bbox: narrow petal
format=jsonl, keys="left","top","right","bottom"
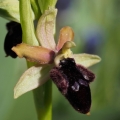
{"left": 36, "top": 7, "right": 57, "bottom": 50}
{"left": 14, "top": 65, "right": 52, "bottom": 98}
{"left": 56, "top": 26, "right": 74, "bottom": 51}
{"left": 12, "top": 43, "right": 55, "bottom": 64}
{"left": 71, "top": 53, "right": 101, "bottom": 68}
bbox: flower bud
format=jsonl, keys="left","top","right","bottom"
{"left": 4, "top": 21, "right": 22, "bottom": 58}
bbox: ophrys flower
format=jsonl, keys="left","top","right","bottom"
{"left": 7, "top": 8, "right": 101, "bottom": 114}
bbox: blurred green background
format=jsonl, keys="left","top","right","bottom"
{"left": 0, "top": 0, "right": 120, "bottom": 120}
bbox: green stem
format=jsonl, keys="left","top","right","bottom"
{"left": 30, "top": 0, "right": 41, "bottom": 19}
{"left": 19, "top": 1, "right": 52, "bottom": 120}
{"left": 33, "top": 80, "right": 52, "bottom": 120}
{"left": 38, "top": 0, "right": 57, "bottom": 13}
{"left": 19, "top": 0, "right": 38, "bottom": 45}
{"left": 27, "top": 61, "right": 52, "bottom": 120}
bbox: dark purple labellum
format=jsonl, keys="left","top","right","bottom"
{"left": 50, "top": 58, "right": 95, "bottom": 114}
{"left": 4, "top": 21, "right": 22, "bottom": 58}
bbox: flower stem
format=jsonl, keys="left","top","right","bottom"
{"left": 30, "top": 0, "right": 41, "bottom": 19}
{"left": 19, "top": 1, "right": 55, "bottom": 120}
{"left": 33, "top": 80, "right": 52, "bottom": 120}
{"left": 27, "top": 62, "right": 52, "bottom": 120}
{"left": 19, "top": 0, "right": 38, "bottom": 45}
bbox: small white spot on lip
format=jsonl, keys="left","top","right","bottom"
{"left": 79, "top": 79, "right": 88, "bottom": 86}
{"left": 83, "top": 75, "right": 89, "bottom": 80}
{"left": 61, "top": 59, "right": 65, "bottom": 63}
{"left": 59, "top": 65, "right": 62, "bottom": 68}
{"left": 71, "top": 82, "right": 79, "bottom": 91}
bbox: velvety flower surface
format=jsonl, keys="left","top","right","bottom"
{"left": 50, "top": 58, "right": 95, "bottom": 114}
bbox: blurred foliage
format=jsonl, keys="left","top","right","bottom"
{"left": 0, "top": 0, "right": 120, "bottom": 120}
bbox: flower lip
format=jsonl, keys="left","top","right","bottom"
{"left": 50, "top": 57, "right": 95, "bottom": 114}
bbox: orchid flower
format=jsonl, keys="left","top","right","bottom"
{"left": 1, "top": 0, "right": 101, "bottom": 116}
{"left": 10, "top": 8, "right": 101, "bottom": 114}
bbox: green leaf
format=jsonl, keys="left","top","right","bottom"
{"left": 38, "top": 0, "right": 57, "bottom": 13}
{"left": 71, "top": 53, "right": 101, "bottom": 68}
{"left": 36, "top": 7, "right": 57, "bottom": 50}
{"left": 14, "top": 65, "right": 52, "bottom": 99}
{"left": 0, "top": 0, "right": 20, "bottom": 22}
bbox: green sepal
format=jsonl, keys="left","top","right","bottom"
{"left": 14, "top": 65, "right": 52, "bottom": 99}
{"left": 71, "top": 53, "right": 101, "bottom": 68}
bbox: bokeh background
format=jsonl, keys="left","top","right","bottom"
{"left": 0, "top": 0, "right": 120, "bottom": 120}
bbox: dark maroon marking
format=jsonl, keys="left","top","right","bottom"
{"left": 4, "top": 21, "right": 22, "bottom": 58}
{"left": 50, "top": 58, "right": 95, "bottom": 114}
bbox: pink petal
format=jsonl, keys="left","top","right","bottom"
{"left": 12, "top": 43, "right": 55, "bottom": 64}
{"left": 56, "top": 26, "right": 74, "bottom": 51}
